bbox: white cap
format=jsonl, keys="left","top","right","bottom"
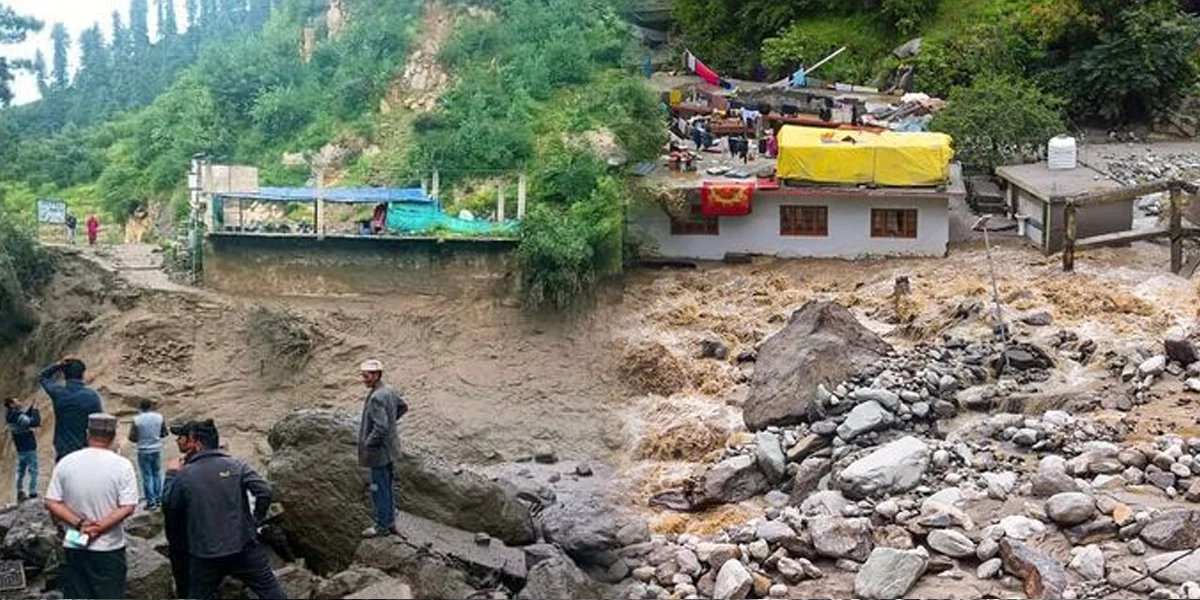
{"left": 359, "top": 359, "right": 383, "bottom": 372}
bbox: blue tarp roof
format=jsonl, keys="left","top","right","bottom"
{"left": 216, "top": 186, "right": 434, "bottom": 204}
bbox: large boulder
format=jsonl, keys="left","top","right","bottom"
{"left": 694, "top": 455, "right": 770, "bottom": 508}
{"left": 1, "top": 498, "right": 62, "bottom": 575}
{"left": 1140, "top": 509, "right": 1200, "bottom": 550}
{"left": 855, "top": 547, "right": 928, "bottom": 599}
{"left": 516, "top": 551, "right": 602, "bottom": 600}
{"left": 810, "top": 516, "right": 873, "bottom": 562}
{"left": 744, "top": 301, "right": 893, "bottom": 430}
{"left": 126, "top": 536, "right": 174, "bottom": 600}
{"left": 837, "top": 436, "right": 930, "bottom": 499}
{"left": 126, "top": 509, "right": 164, "bottom": 540}
{"left": 316, "top": 566, "right": 391, "bottom": 599}
{"left": 345, "top": 578, "right": 415, "bottom": 599}
{"left": 540, "top": 494, "right": 648, "bottom": 565}
{"left": 268, "top": 410, "right": 536, "bottom": 573}
{"left": 1000, "top": 538, "right": 1067, "bottom": 599}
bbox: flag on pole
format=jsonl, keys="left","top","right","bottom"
{"left": 684, "top": 50, "right": 737, "bottom": 91}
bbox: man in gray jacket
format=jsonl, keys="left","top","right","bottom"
{"left": 357, "top": 359, "right": 408, "bottom": 538}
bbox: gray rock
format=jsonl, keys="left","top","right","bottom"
{"left": 317, "top": 566, "right": 391, "bottom": 599}
{"left": 125, "top": 536, "right": 173, "bottom": 600}
{"left": 1013, "top": 428, "right": 1040, "bottom": 446}
{"left": 1068, "top": 545, "right": 1105, "bottom": 582}
{"left": 785, "top": 434, "right": 830, "bottom": 463}
{"left": 1140, "top": 509, "right": 1200, "bottom": 550}
{"left": 810, "top": 516, "right": 873, "bottom": 562}
{"left": 837, "top": 436, "right": 930, "bottom": 500}
{"left": 911, "top": 402, "right": 930, "bottom": 419}
{"left": 927, "top": 529, "right": 975, "bottom": 558}
{"left": 1140, "top": 355, "right": 1167, "bottom": 377}
{"left": 875, "top": 499, "right": 901, "bottom": 520}
{"left": 755, "top": 520, "right": 797, "bottom": 546}
{"left": 744, "top": 301, "right": 893, "bottom": 430}
{"left": 854, "top": 547, "right": 928, "bottom": 599}
{"left": 126, "top": 509, "right": 164, "bottom": 540}
{"left": 269, "top": 410, "right": 535, "bottom": 573}
{"left": 1046, "top": 492, "right": 1097, "bottom": 526}
{"left": 712, "top": 559, "right": 752, "bottom": 600}
{"left": 1021, "top": 311, "right": 1053, "bottom": 326}
{"left": 747, "top": 540, "right": 770, "bottom": 561}
{"left": 1146, "top": 550, "right": 1200, "bottom": 584}
{"left": 344, "top": 578, "right": 415, "bottom": 600}
{"left": 1, "top": 498, "right": 62, "bottom": 575}
{"left": 999, "top": 515, "right": 1046, "bottom": 540}
{"left": 811, "top": 420, "right": 837, "bottom": 436}
{"left": 1186, "top": 378, "right": 1200, "bottom": 393}
{"left": 676, "top": 548, "right": 702, "bottom": 577}
{"left": 517, "top": 554, "right": 602, "bottom": 600}
{"left": 1032, "top": 455, "right": 1078, "bottom": 497}
{"left": 693, "top": 455, "right": 770, "bottom": 508}
{"left": 836, "top": 401, "right": 892, "bottom": 441}
{"left": 1166, "top": 336, "right": 1199, "bottom": 366}
{"left": 893, "top": 37, "right": 922, "bottom": 59}
{"left": 754, "top": 432, "right": 787, "bottom": 484}
{"left": 977, "top": 558, "right": 1002, "bottom": 579}
{"left": 789, "top": 457, "right": 832, "bottom": 504}
{"left": 856, "top": 388, "right": 901, "bottom": 412}
{"left": 769, "top": 583, "right": 789, "bottom": 598}
{"left": 976, "top": 537, "right": 999, "bottom": 561}
{"left": 800, "top": 490, "right": 850, "bottom": 517}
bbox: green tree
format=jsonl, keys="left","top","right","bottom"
{"left": 31, "top": 49, "right": 46, "bottom": 97}
{"left": 0, "top": 4, "right": 42, "bottom": 106}
{"left": 931, "top": 76, "right": 1066, "bottom": 173}
{"left": 130, "top": 0, "right": 151, "bottom": 52}
{"left": 186, "top": 0, "right": 198, "bottom": 29}
{"left": 50, "top": 23, "right": 70, "bottom": 90}
{"left": 157, "top": 0, "right": 178, "bottom": 38}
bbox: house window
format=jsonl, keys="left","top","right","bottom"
{"left": 670, "top": 199, "right": 719, "bottom": 236}
{"left": 871, "top": 209, "right": 918, "bottom": 239}
{"left": 780, "top": 205, "right": 828, "bottom": 236}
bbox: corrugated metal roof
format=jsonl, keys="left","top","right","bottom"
{"left": 216, "top": 186, "right": 433, "bottom": 204}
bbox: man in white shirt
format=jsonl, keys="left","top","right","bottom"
{"left": 44, "top": 413, "right": 138, "bottom": 599}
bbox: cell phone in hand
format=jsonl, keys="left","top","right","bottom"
{"left": 64, "top": 528, "right": 90, "bottom": 549}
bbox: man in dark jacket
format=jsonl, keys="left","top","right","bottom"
{"left": 5, "top": 397, "right": 41, "bottom": 502}
{"left": 162, "top": 420, "right": 284, "bottom": 600}
{"left": 356, "top": 359, "right": 408, "bottom": 538}
{"left": 37, "top": 357, "right": 103, "bottom": 462}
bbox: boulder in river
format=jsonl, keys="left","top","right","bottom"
{"left": 744, "top": 301, "right": 892, "bottom": 430}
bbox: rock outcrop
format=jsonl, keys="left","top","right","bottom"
{"left": 268, "top": 410, "right": 535, "bottom": 573}
{"left": 744, "top": 301, "right": 893, "bottom": 430}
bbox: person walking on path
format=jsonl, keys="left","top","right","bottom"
{"left": 357, "top": 359, "right": 408, "bottom": 538}
{"left": 65, "top": 213, "right": 77, "bottom": 246}
{"left": 5, "top": 397, "right": 41, "bottom": 502}
{"left": 128, "top": 398, "right": 168, "bottom": 509}
{"left": 86, "top": 214, "right": 100, "bottom": 247}
{"left": 38, "top": 357, "right": 104, "bottom": 462}
{"left": 44, "top": 413, "right": 138, "bottom": 600}
{"left": 162, "top": 419, "right": 285, "bottom": 600}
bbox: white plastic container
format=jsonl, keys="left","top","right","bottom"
{"left": 1047, "top": 135, "right": 1077, "bottom": 170}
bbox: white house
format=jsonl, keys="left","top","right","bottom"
{"left": 631, "top": 166, "right": 962, "bottom": 261}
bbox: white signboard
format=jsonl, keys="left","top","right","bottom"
{"left": 37, "top": 200, "right": 66, "bottom": 225}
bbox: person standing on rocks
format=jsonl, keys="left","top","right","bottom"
{"left": 38, "top": 356, "right": 104, "bottom": 462}
{"left": 129, "top": 398, "right": 168, "bottom": 510}
{"left": 162, "top": 420, "right": 198, "bottom": 599}
{"left": 161, "top": 419, "right": 285, "bottom": 600}
{"left": 5, "top": 397, "right": 41, "bottom": 502}
{"left": 357, "top": 358, "right": 408, "bottom": 538}
{"left": 44, "top": 413, "right": 139, "bottom": 600}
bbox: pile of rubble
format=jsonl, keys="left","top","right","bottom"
{"left": 1096, "top": 150, "right": 1200, "bottom": 186}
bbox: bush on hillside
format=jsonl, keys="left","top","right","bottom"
{"left": 0, "top": 219, "right": 54, "bottom": 346}
{"left": 931, "top": 76, "right": 1066, "bottom": 173}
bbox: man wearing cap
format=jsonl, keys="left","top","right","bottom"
{"left": 37, "top": 356, "right": 103, "bottom": 462}
{"left": 357, "top": 359, "right": 408, "bottom": 538}
{"left": 44, "top": 413, "right": 138, "bottom": 599}
{"left": 162, "top": 419, "right": 285, "bottom": 599}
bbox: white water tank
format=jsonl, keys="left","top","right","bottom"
{"left": 1047, "top": 135, "right": 1077, "bottom": 170}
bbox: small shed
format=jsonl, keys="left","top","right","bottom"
{"left": 994, "top": 162, "right": 1128, "bottom": 254}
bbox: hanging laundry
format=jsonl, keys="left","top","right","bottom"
{"left": 701, "top": 181, "right": 754, "bottom": 217}
{"left": 684, "top": 51, "right": 738, "bottom": 91}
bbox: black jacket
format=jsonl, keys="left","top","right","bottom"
{"left": 162, "top": 450, "right": 272, "bottom": 559}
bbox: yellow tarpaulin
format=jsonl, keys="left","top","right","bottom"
{"left": 775, "top": 126, "right": 954, "bottom": 187}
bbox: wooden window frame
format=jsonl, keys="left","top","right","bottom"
{"left": 779, "top": 205, "right": 828, "bottom": 237}
{"left": 870, "top": 208, "right": 918, "bottom": 239}
{"left": 670, "top": 199, "right": 719, "bottom": 236}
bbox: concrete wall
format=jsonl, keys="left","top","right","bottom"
{"left": 204, "top": 234, "right": 517, "bottom": 298}
{"left": 1010, "top": 186, "right": 1134, "bottom": 254}
{"left": 630, "top": 191, "right": 949, "bottom": 260}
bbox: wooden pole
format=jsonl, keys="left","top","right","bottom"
{"left": 1063, "top": 201, "right": 1077, "bottom": 273}
{"left": 431, "top": 170, "right": 440, "bottom": 202}
{"left": 1171, "top": 184, "right": 1184, "bottom": 274}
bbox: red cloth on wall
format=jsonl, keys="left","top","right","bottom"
{"left": 701, "top": 182, "right": 754, "bottom": 216}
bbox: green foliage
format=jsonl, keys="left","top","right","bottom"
{"left": 0, "top": 3, "right": 42, "bottom": 106}
{"left": 0, "top": 215, "right": 54, "bottom": 345}
{"left": 880, "top": 0, "right": 940, "bottom": 35}
{"left": 761, "top": 14, "right": 893, "bottom": 84}
{"left": 1061, "top": 3, "right": 1200, "bottom": 123}
{"left": 931, "top": 76, "right": 1066, "bottom": 172}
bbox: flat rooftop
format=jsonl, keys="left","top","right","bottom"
{"left": 994, "top": 162, "right": 1123, "bottom": 203}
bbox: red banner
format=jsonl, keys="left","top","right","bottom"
{"left": 701, "top": 182, "right": 754, "bottom": 216}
